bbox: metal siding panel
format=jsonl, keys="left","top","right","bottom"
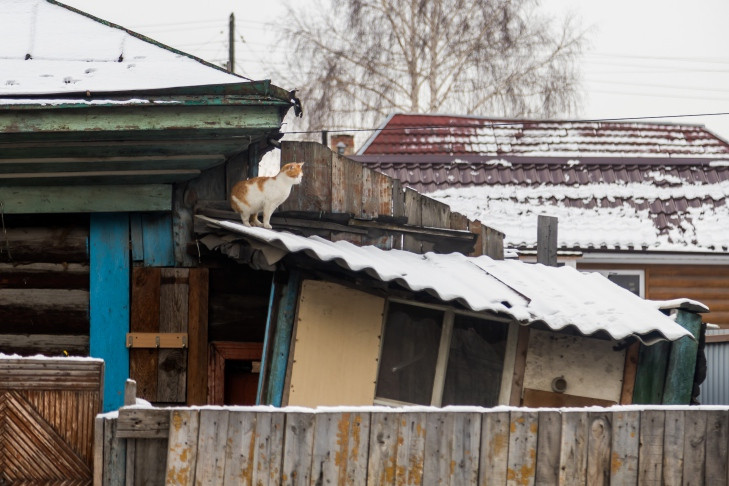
{"left": 701, "top": 342, "right": 729, "bottom": 405}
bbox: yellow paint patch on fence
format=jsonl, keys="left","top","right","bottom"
{"left": 611, "top": 451, "right": 623, "bottom": 474}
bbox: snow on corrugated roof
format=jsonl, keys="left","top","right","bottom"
{"left": 0, "top": 0, "right": 243, "bottom": 95}
{"left": 197, "top": 216, "right": 694, "bottom": 344}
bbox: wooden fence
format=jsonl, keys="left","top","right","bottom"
{"left": 96, "top": 405, "right": 729, "bottom": 485}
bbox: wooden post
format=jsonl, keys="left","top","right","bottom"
{"left": 90, "top": 213, "right": 130, "bottom": 412}
{"left": 537, "top": 215, "right": 558, "bottom": 266}
{"left": 124, "top": 379, "right": 137, "bottom": 406}
{"left": 632, "top": 341, "right": 670, "bottom": 404}
{"left": 662, "top": 308, "right": 702, "bottom": 404}
{"left": 228, "top": 13, "right": 235, "bottom": 73}
{"left": 264, "top": 270, "right": 301, "bottom": 406}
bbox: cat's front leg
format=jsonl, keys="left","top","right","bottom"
{"left": 239, "top": 213, "right": 252, "bottom": 227}
{"left": 261, "top": 208, "right": 274, "bottom": 229}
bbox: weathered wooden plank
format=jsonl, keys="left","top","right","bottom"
{"left": 311, "top": 412, "right": 370, "bottom": 486}
{"left": 140, "top": 212, "right": 175, "bottom": 267}
{"left": 94, "top": 415, "right": 105, "bottom": 486}
{"left": 506, "top": 410, "right": 538, "bottom": 486}
{"left": 117, "top": 408, "right": 171, "bottom": 439}
{"left": 128, "top": 438, "right": 168, "bottom": 486}
{"left": 423, "top": 412, "right": 449, "bottom": 485}
{"left": 103, "top": 415, "right": 126, "bottom": 486}
{"left": 610, "top": 410, "right": 640, "bottom": 485}
{"left": 682, "top": 409, "right": 707, "bottom": 485}
{"left": 0, "top": 333, "right": 88, "bottom": 356}
{"left": 281, "top": 412, "right": 315, "bottom": 486}
{"left": 0, "top": 184, "right": 172, "bottom": 213}
{"left": 251, "top": 411, "right": 285, "bottom": 485}
{"left": 663, "top": 310, "right": 702, "bottom": 405}
{"left": 0, "top": 262, "right": 89, "bottom": 288}
{"left": 559, "top": 411, "right": 588, "bottom": 486}
{"left": 158, "top": 268, "right": 189, "bottom": 403}
{"left": 166, "top": 409, "right": 199, "bottom": 486}
{"left": 662, "top": 410, "right": 685, "bottom": 485}
{"left": 402, "top": 187, "right": 423, "bottom": 253}
{"left": 536, "top": 215, "right": 558, "bottom": 266}
{"left": 633, "top": 342, "right": 670, "bottom": 404}
{"left": 130, "top": 267, "right": 161, "bottom": 403}
{"left": 587, "top": 413, "right": 612, "bottom": 486}
{"left": 509, "top": 326, "right": 530, "bottom": 406}
{"left": 482, "top": 226, "right": 505, "bottom": 260}
{"left": 705, "top": 410, "right": 729, "bottom": 486}
{"left": 449, "top": 412, "right": 481, "bottom": 485}
{"left": 620, "top": 342, "right": 640, "bottom": 404}
{"left": 266, "top": 270, "right": 301, "bottom": 407}
{"left": 638, "top": 410, "right": 665, "bottom": 485}
{"left": 367, "top": 411, "right": 427, "bottom": 486}
{"left": 195, "top": 409, "right": 230, "bottom": 484}
{"left": 374, "top": 169, "right": 393, "bottom": 218}
{"left": 479, "top": 411, "right": 510, "bottom": 486}
{"left": 397, "top": 412, "right": 427, "bottom": 486}
{"left": 186, "top": 268, "right": 209, "bottom": 406}
{"left": 222, "top": 411, "right": 257, "bottom": 485}
{"left": 280, "top": 141, "right": 333, "bottom": 213}
{"left": 361, "top": 164, "right": 377, "bottom": 219}
{"left": 534, "top": 411, "right": 562, "bottom": 484}
{"left": 90, "top": 213, "right": 130, "bottom": 412}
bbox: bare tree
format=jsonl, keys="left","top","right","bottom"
{"left": 275, "top": 0, "right": 585, "bottom": 132}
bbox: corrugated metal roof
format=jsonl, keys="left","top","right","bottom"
{"left": 198, "top": 216, "right": 694, "bottom": 345}
{"left": 0, "top": 0, "right": 244, "bottom": 95}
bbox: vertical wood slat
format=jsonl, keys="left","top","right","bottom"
{"left": 403, "top": 188, "right": 423, "bottom": 253}
{"left": 130, "top": 268, "right": 161, "bottom": 403}
{"left": 222, "top": 411, "right": 257, "bottom": 485}
{"left": 534, "top": 411, "right": 561, "bottom": 484}
{"left": 662, "top": 410, "right": 685, "bottom": 485}
{"left": 195, "top": 409, "right": 229, "bottom": 483}
{"left": 282, "top": 412, "right": 315, "bottom": 486}
{"left": 186, "top": 268, "right": 209, "bottom": 405}
{"left": 663, "top": 309, "right": 702, "bottom": 405}
{"left": 705, "top": 410, "right": 729, "bottom": 486}
{"left": 165, "top": 409, "right": 200, "bottom": 486}
{"left": 506, "top": 411, "right": 538, "bottom": 486}
{"left": 682, "top": 409, "right": 707, "bottom": 485}
{"left": 480, "top": 411, "right": 510, "bottom": 486}
{"left": 638, "top": 410, "right": 665, "bottom": 485}
{"left": 558, "top": 411, "right": 588, "bottom": 486}
{"left": 311, "top": 412, "right": 370, "bottom": 486}
{"left": 158, "top": 268, "right": 189, "bottom": 403}
{"left": 251, "top": 411, "right": 285, "bottom": 485}
{"left": 586, "top": 413, "right": 612, "bottom": 486}
{"left": 610, "top": 410, "right": 640, "bottom": 485}
{"left": 280, "top": 141, "right": 333, "bottom": 213}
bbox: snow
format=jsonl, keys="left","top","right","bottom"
{"left": 198, "top": 216, "right": 694, "bottom": 344}
{"left": 0, "top": 0, "right": 244, "bottom": 95}
{"left": 429, "top": 181, "right": 729, "bottom": 251}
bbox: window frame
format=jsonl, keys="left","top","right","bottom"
{"left": 373, "top": 297, "right": 519, "bottom": 407}
{"left": 584, "top": 269, "right": 645, "bottom": 298}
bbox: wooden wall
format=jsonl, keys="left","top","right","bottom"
{"left": 279, "top": 141, "right": 503, "bottom": 257}
{"left": 0, "top": 214, "right": 90, "bottom": 356}
{"left": 99, "top": 405, "right": 729, "bottom": 485}
{"left": 578, "top": 262, "right": 729, "bottom": 328}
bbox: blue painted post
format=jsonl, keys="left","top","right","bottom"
{"left": 90, "top": 213, "right": 130, "bottom": 412}
{"left": 140, "top": 213, "right": 175, "bottom": 267}
{"left": 256, "top": 276, "right": 277, "bottom": 405}
{"left": 265, "top": 270, "right": 301, "bottom": 406}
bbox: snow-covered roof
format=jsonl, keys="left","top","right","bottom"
{"left": 353, "top": 113, "right": 729, "bottom": 252}
{"left": 0, "top": 0, "right": 244, "bottom": 95}
{"left": 358, "top": 113, "right": 729, "bottom": 158}
{"left": 197, "top": 216, "right": 695, "bottom": 345}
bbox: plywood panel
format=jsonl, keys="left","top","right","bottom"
{"left": 287, "top": 280, "right": 385, "bottom": 407}
{"left": 523, "top": 329, "right": 625, "bottom": 403}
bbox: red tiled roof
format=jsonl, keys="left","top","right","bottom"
{"left": 359, "top": 114, "right": 729, "bottom": 158}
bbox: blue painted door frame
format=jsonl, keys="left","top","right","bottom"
{"left": 89, "top": 213, "right": 131, "bottom": 412}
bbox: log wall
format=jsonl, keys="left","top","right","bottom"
{"left": 96, "top": 405, "right": 729, "bottom": 485}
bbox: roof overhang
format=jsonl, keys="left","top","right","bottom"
{"left": 0, "top": 81, "right": 294, "bottom": 189}
{"left": 197, "top": 215, "right": 697, "bottom": 345}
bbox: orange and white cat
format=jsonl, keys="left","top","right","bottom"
{"left": 229, "top": 162, "right": 304, "bottom": 229}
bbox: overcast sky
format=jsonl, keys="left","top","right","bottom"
{"left": 63, "top": 0, "right": 729, "bottom": 144}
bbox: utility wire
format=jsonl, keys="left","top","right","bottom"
{"left": 281, "top": 111, "right": 729, "bottom": 135}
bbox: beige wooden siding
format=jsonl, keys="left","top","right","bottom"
{"left": 577, "top": 263, "right": 729, "bottom": 328}
{"left": 287, "top": 280, "right": 385, "bottom": 407}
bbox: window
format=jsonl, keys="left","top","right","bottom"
{"left": 375, "top": 300, "right": 516, "bottom": 407}
{"left": 585, "top": 269, "right": 645, "bottom": 297}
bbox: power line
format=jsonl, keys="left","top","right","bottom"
{"left": 281, "top": 111, "right": 729, "bottom": 135}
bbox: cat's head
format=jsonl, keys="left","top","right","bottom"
{"left": 281, "top": 162, "right": 304, "bottom": 184}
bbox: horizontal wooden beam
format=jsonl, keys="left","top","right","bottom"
{"left": 0, "top": 169, "right": 199, "bottom": 186}
{"left": 126, "top": 332, "right": 188, "bottom": 349}
{"left": 0, "top": 184, "right": 172, "bottom": 213}
{"left": 0, "top": 154, "right": 225, "bottom": 174}
{"left": 116, "top": 408, "right": 170, "bottom": 439}
{"left": 0, "top": 105, "right": 283, "bottom": 135}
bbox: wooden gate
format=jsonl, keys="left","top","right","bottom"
{"left": 0, "top": 357, "right": 104, "bottom": 485}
